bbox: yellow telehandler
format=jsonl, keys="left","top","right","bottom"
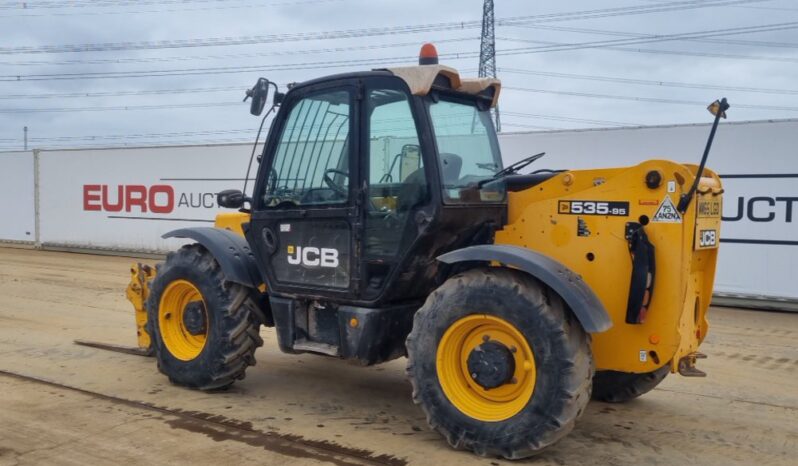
{"left": 118, "top": 45, "right": 726, "bottom": 458}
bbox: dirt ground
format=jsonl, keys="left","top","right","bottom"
{"left": 0, "top": 247, "right": 795, "bottom": 466}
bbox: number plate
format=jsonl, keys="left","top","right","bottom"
{"left": 558, "top": 200, "right": 630, "bottom": 216}
{"left": 697, "top": 198, "right": 722, "bottom": 218}
{"left": 694, "top": 194, "right": 722, "bottom": 250}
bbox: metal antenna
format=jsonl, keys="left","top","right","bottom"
{"left": 478, "top": 0, "right": 500, "bottom": 132}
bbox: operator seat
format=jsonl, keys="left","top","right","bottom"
{"left": 439, "top": 153, "right": 463, "bottom": 186}
{"left": 396, "top": 153, "right": 462, "bottom": 212}
{"left": 396, "top": 167, "right": 427, "bottom": 213}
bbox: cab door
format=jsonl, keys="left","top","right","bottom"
{"left": 247, "top": 82, "right": 360, "bottom": 298}
{"left": 360, "top": 79, "right": 432, "bottom": 301}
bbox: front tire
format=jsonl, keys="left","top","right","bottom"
{"left": 406, "top": 268, "right": 593, "bottom": 459}
{"left": 147, "top": 244, "right": 263, "bottom": 390}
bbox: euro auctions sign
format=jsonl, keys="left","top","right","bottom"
{"left": 83, "top": 185, "right": 176, "bottom": 213}
{"left": 81, "top": 184, "right": 223, "bottom": 214}
{"left": 38, "top": 144, "right": 253, "bottom": 252}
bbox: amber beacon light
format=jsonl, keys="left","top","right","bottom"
{"left": 419, "top": 43, "right": 439, "bottom": 65}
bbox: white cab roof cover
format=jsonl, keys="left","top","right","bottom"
{"left": 385, "top": 64, "right": 501, "bottom": 107}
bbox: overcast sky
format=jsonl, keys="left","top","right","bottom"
{"left": 1, "top": 0, "right": 796, "bottom": 151}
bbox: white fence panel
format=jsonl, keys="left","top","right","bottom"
{"left": 38, "top": 144, "right": 252, "bottom": 253}
{"left": 498, "top": 119, "right": 798, "bottom": 302}
{"left": 0, "top": 151, "right": 35, "bottom": 243}
{"left": 30, "top": 119, "right": 798, "bottom": 305}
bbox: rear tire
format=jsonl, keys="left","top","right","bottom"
{"left": 147, "top": 244, "right": 264, "bottom": 390}
{"left": 406, "top": 268, "right": 593, "bottom": 459}
{"left": 591, "top": 366, "right": 670, "bottom": 403}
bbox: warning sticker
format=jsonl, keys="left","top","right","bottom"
{"left": 652, "top": 196, "right": 682, "bottom": 223}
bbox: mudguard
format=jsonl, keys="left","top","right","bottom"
{"left": 163, "top": 227, "right": 262, "bottom": 288}
{"left": 437, "top": 244, "right": 612, "bottom": 333}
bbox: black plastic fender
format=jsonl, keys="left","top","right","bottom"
{"left": 163, "top": 227, "right": 262, "bottom": 288}
{"left": 437, "top": 244, "right": 612, "bottom": 333}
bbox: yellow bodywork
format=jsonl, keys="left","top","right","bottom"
{"left": 213, "top": 211, "right": 249, "bottom": 236}
{"left": 495, "top": 160, "right": 722, "bottom": 374}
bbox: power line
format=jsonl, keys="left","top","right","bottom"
{"left": 4, "top": 84, "right": 790, "bottom": 119}
{"left": 0, "top": 37, "right": 477, "bottom": 67}
{"left": 500, "top": 122, "right": 562, "bottom": 131}
{"left": 502, "top": 111, "right": 641, "bottom": 127}
{"left": 642, "top": 0, "right": 798, "bottom": 12}
{"left": 494, "top": 22, "right": 798, "bottom": 57}
{"left": 0, "top": 0, "right": 250, "bottom": 10}
{"left": 0, "top": 86, "right": 241, "bottom": 100}
{"left": 25, "top": 128, "right": 259, "bottom": 142}
{"left": 493, "top": 0, "right": 771, "bottom": 30}
{"left": 730, "top": 4, "right": 798, "bottom": 10}
{"left": 500, "top": 68, "right": 798, "bottom": 96}
{"left": 0, "top": 22, "right": 482, "bottom": 55}
{"left": 511, "top": 23, "right": 798, "bottom": 49}
{"left": 0, "top": 137, "right": 258, "bottom": 150}
{"left": 496, "top": 36, "right": 798, "bottom": 64}
{"left": 504, "top": 86, "right": 798, "bottom": 112}
{"left": 592, "top": 44, "right": 798, "bottom": 64}
{"left": 4, "top": 19, "right": 794, "bottom": 82}
{"left": 0, "top": 54, "right": 461, "bottom": 81}
{"left": 0, "top": 0, "right": 341, "bottom": 17}
{"left": 4, "top": 26, "right": 790, "bottom": 69}
{"left": 0, "top": 102, "right": 241, "bottom": 113}
{"left": 0, "top": 0, "right": 767, "bottom": 54}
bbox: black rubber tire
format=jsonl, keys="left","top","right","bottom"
{"left": 591, "top": 365, "right": 670, "bottom": 403}
{"left": 406, "top": 268, "right": 593, "bottom": 459}
{"left": 147, "top": 244, "right": 264, "bottom": 390}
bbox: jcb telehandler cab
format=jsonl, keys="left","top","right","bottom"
{"left": 124, "top": 45, "right": 726, "bottom": 458}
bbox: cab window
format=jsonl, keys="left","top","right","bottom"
{"left": 428, "top": 97, "right": 504, "bottom": 203}
{"left": 365, "top": 88, "right": 427, "bottom": 255}
{"left": 261, "top": 89, "right": 352, "bottom": 208}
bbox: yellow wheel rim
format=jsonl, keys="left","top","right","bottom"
{"left": 158, "top": 279, "right": 208, "bottom": 361}
{"left": 436, "top": 315, "right": 536, "bottom": 422}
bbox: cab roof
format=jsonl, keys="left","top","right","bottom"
{"left": 385, "top": 64, "right": 501, "bottom": 108}
{"left": 290, "top": 65, "right": 501, "bottom": 108}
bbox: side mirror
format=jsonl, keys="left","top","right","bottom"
{"left": 217, "top": 189, "right": 247, "bottom": 209}
{"left": 244, "top": 78, "right": 270, "bottom": 116}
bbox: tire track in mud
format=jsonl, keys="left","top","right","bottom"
{"left": 708, "top": 349, "right": 798, "bottom": 373}
{"left": 711, "top": 325, "right": 797, "bottom": 338}
{"left": 577, "top": 403, "right": 797, "bottom": 464}
{"left": 0, "top": 370, "right": 406, "bottom": 466}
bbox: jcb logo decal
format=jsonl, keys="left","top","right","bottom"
{"left": 287, "top": 246, "right": 339, "bottom": 268}
{"left": 699, "top": 229, "right": 717, "bottom": 247}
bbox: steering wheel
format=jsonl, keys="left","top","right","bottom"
{"left": 323, "top": 168, "right": 349, "bottom": 196}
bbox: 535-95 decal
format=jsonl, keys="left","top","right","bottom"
{"left": 558, "top": 200, "right": 630, "bottom": 216}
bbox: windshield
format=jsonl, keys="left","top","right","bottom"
{"left": 428, "top": 96, "right": 504, "bottom": 203}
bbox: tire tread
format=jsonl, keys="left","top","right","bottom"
{"left": 147, "top": 244, "right": 264, "bottom": 391}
